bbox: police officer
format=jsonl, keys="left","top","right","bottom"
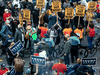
{"left": 70, "top": 32, "right": 81, "bottom": 63}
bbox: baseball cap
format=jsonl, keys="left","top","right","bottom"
{"left": 76, "top": 33, "right": 80, "bottom": 37}
{"left": 1, "top": 63, "right": 6, "bottom": 67}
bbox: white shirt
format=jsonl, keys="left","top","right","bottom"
{"left": 39, "top": 50, "right": 47, "bottom": 59}
{"left": 12, "top": 0, "right": 20, "bottom": 8}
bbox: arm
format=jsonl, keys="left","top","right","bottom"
{"left": 34, "top": 64, "right": 39, "bottom": 75}
{"left": 76, "top": 66, "right": 87, "bottom": 75}
{"left": 0, "top": 26, "right": 6, "bottom": 37}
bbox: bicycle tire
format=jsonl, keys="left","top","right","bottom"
{"left": 78, "top": 48, "right": 88, "bottom": 58}
{"left": 90, "top": 47, "right": 97, "bottom": 57}
{"left": 52, "top": 50, "right": 57, "bottom": 59}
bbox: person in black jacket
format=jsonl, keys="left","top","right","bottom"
{"left": 77, "top": 66, "right": 94, "bottom": 75}
{"left": 6, "top": 42, "right": 19, "bottom": 70}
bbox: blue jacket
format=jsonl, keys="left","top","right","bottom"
{"left": 0, "top": 25, "right": 10, "bottom": 38}
{"left": 3, "top": 37, "right": 15, "bottom": 47}
{"left": 48, "top": 15, "right": 56, "bottom": 28}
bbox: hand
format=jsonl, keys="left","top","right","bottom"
{"left": 42, "top": 41, "right": 45, "bottom": 43}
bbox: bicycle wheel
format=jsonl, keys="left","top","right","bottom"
{"left": 57, "top": 47, "right": 65, "bottom": 58}
{"left": 78, "top": 48, "right": 88, "bottom": 58}
{"left": 90, "top": 47, "right": 97, "bottom": 57}
{"left": 0, "top": 49, "right": 3, "bottom": 56}
{"left": 52, "top": 50, "right": 57, "bottom": 59}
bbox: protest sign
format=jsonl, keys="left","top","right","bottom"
{"left": 75, "top": 5, "right": 85, "bottom": 17}
{"left": 23, "top": 9, "right": 31, "bottom": 21}
{"left": 31, "top": 55, "right": 46, "bottom": 66}
{"left": 19, "top": 14, "right": 23, "bottom": 26}
{"left": 81, "top": 58, "right": 97, "bottom": 65}
{"left": 8, "top": 68, "right": 16, "bottom": 75}
{"left": 36, "top": 0, "right": 45, "bottom": 8}
{"left": 52, "top": 1, "right": 61, "bottom": 12}
{"left": 88, "top": 1, "right": 97, "bottom": 12}
{"left": 9, "top": 40, "right": 24, "bottom": 55}
{"left": 65, "top": 7, "right": 74, "bottom": 19}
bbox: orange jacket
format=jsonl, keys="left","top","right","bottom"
{"left": 63, "top": 28, "right": 72, "bottom": 36}
{"left": 39, "top": 27, "right": 48, "bottom": 38}
{"left": 74, "top": 28, "right": 84, "bottom": 39}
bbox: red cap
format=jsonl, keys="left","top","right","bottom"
{"left": 34, "top": 53, "right": 39, "bottom": 56}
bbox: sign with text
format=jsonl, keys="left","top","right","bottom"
{"left": 75, "top": 5, "right": 85, "bottom": 17}
{"left": 65, "top": 7, "right": 74, "bottom": 19}
{"left": 23, "top": 9, "right": 31, "bottom": 21}
{"left": 88, "top": 1, "right": 97, "bottom": 12}
{"left": 8, "top": 68, "right": 16, "bottom": 75}
{"left": 19, "top": 14, "right": 23, "bottom": 26}
{"left": 52, "top": 1, "right": 61, "bottom": 12}
{"left": 81, "top": 58, "right": 97, "bottom": 65}
{"left": 31, "top": 55, "right": 46, "bottom": 66}
{"left": 9, "top": 41, "right": 24, "bottom": 55}
{"left": 36, "top": 0, "right": 45, "bottom": 8}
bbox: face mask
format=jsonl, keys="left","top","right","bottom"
{"left": 6, "top": 11, "right": 8, "bottom": 13}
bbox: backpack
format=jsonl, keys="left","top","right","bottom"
{"left": 89, "top": 27, "right": 95, "bottom": 37}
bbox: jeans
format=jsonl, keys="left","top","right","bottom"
{"left": 38, "top": 66, "right": 46, "bottom": 75}
{"left": 97, "top": 13, "right": 100, "bottom": 18}
{"left": 87, "top": 36, "right": 94, "bottom": 50}
{"left": 64, "top": 53, "right": 70, "bottom": 65}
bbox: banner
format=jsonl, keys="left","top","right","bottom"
{"left": 19, "top": 14, "right": 23, "bottom": 26}
{"left": 75, "top": 5, "right": 85, "bottom": 17}
{"left": 23, "top": 9, "right": 31, "bottom": 21}
{"left": 88, "top": 1, "right": 97, "bottom": 12}
{"left": 9, "top": 40, "right": 24, "bottom": 55}
{"left": 52, "top": 1, "right": 61, "bottom": 12}
{"left": 36, "top": 0, "right": 45, "bottom": 8}
{"left": 65, "top": 7, "right": 74, "bottom": 19}
{"left": 31, "top": 55, "right": 46, "bottom": 66}
{"left": 8, "top": 68, "right": 16, "bottom": 75}
{"left": 81, "top": 58, "right": 97, "bottom": 65}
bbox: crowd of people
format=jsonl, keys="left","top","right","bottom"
{"left": 0, "top": 0, "right": 100, "bottom": 75}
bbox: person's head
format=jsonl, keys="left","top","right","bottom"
{"left": 77, "top": 58, "right": 81, "bottom": 64}
{"left": 14, "top": 4, "right": 18, "bottom": 9}
{"left": 89, "top": 23, "right": 94, "bottom": 29}
{"left": 65, "top": 34, "right": 70, "bottom": 40}
{"left": 38, "top": 45, "right": 43, "bottom": 52}
{"left": 26, "top": 25, "right": 31, "bottom": 32}
{"left": 44, "top": 23, "right": 48, "bottom": 28}
{"left": 5, "top": 9, "right": 9, "bottom": 13}
{"left": 8, "top": 32, "right": 12, "bottom": 38}
{"left": 5, "top": 20, "right": 10, "bottom": 25}
{"left": 66, "top": 0, "right": 68, "bottom": 3}
{"left": 62, "top": 9, "right": 65, "bottom": 13}
{"left": 1, "top": 63, "right": 6, "bottom": 70}
{"left": 78, "top": 25, "right": 83, "bottom": 30}
{"left": 54, "top": 25, "right": 59, "bottom": 30}
{"left": 65, "top": 23, "right": 70, "bottom": 28}
{"left": 87, "top": 67, "right": 94, "bottom": 75}
{"left": 59, "top": 59, "right": 63, "bottom": 63}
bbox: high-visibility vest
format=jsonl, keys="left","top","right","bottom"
{"left": 63, "top": 28, "right": 72, "bottom": 36}
{"left": 74, "top": 28, "right": 84, "bottom": 39}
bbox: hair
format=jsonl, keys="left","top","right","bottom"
{"left": 77, "top": 58, "right": 81, "bottom": 64}
{"left": 78, "top": 25, "right": 83, "bottom": 30}
{"left": 44, "top": 23, "right": 48, "bottom": 27}
{"left": 65, "top": 23, "right": 70, "bottom": 28}
{"left": 54, "top": 25, "right": 59, "bottom": 30}
{"left": 89, "top": 23, "right": 94, "bottom": 28}
{"left": 59, "top": 59, "right": 63, "bottom": 63}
